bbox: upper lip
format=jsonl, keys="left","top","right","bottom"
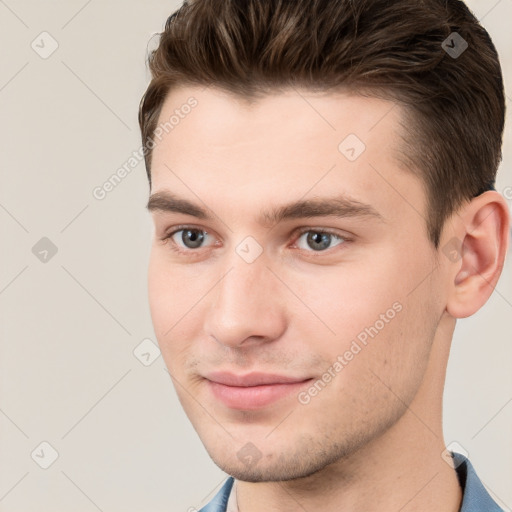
{"left": 204, "top": 372, "right": 311, "bottom": 387}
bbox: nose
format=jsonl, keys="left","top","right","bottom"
{"left": 203, "top": 254, "right": 287, "bottom": 349}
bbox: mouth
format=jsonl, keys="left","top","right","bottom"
{"left": 203, "top": 372, "right": 314, "bottom": 410}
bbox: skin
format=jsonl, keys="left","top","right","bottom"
{"left": 147, "top": 85, "right": 509, "bottom": 512}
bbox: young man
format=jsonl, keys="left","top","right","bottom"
{"left": 139, "top": 1, "right": 510, "bottom": 510}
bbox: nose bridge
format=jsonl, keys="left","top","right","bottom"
{"left": 204, "top": 248, "right": 285, "bottom": 347}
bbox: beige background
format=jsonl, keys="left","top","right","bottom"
{"left": 0, "top": 1, "right": 511, "bottom": 510}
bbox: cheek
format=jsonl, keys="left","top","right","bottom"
{"left": 300, "top": 299, "right": 434, "bottom": 433}
{"left": 148, "top": 250, "right": 199, "bottom": 328}
{"left": 286, "top": 253, "right": 407, "bottom": 344}
{"left": 147, "top": 252, "right": 196, "bottom": 363}
{"left": 292, "top": 249, "right": 436, "bottom": 383}
{"left": 147, "top": 252, "right": 172, "bottom": 335}
{"left": 340, "top": 281, "right": 439, "bottom": 407}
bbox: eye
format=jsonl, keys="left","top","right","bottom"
{"left": 167, "top": 227, "right": 214, "bottom": 250}
{"left": 295, "top": 229, "right": 346, "bottom": 252}
{"left": 160, "top": 225, "right": 348, "bottom": 256}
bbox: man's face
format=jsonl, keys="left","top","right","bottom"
{"left": 147, "top": 86, "right": 447, "bottom": 481}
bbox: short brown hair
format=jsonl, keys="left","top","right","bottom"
{"left": 139, "top": 0, "right": 505, "bottom": 247}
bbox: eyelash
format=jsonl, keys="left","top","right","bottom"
{"left": 159, "top": 225, "right": 350, "bottom": 258}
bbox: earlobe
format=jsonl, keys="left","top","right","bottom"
{"left": 446, "top": 191, "right": 510, "bottom": 319}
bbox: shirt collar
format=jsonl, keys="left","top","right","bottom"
{"left": 452, "top": 451, "right": 504, "bottom": 512}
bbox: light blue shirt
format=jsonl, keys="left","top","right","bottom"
{"left": 199, "top": 452, "right": 505, "bottom": 511}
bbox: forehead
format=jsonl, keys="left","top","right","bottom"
{"left": 149, "top": 85, "right": 426, "bottom": 229}
{"left": 155, "top": 85, "right": 405, "bottom": 152}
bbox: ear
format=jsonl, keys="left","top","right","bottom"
{"left": 445, "top": 191, "right": 510, "bottom": 319}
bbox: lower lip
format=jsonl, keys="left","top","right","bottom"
{"left": 206, "top": 380, "right": 312, "bottom": 410}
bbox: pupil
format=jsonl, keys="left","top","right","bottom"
{"left": 183, "top": 229, "right": 204, "bottom": 248}
{"left": 307, "top": 232, "right": 331, "bottom": 251}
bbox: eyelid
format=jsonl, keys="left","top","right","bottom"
{"left": 163, "top": 224, "right": 206, "bottom": 237}
{"left": 292, "top": 226, "right": 350, "bottom": 239}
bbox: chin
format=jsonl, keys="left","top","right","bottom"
{"left": 204, "top": 435, "right": 348, "bottom": 483}
{"left": 212, "top": 458, "right": 322, "bottom": 483}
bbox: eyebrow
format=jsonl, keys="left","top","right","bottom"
{"left": 146, "top": 191, "right": 384, "bottom": 226}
